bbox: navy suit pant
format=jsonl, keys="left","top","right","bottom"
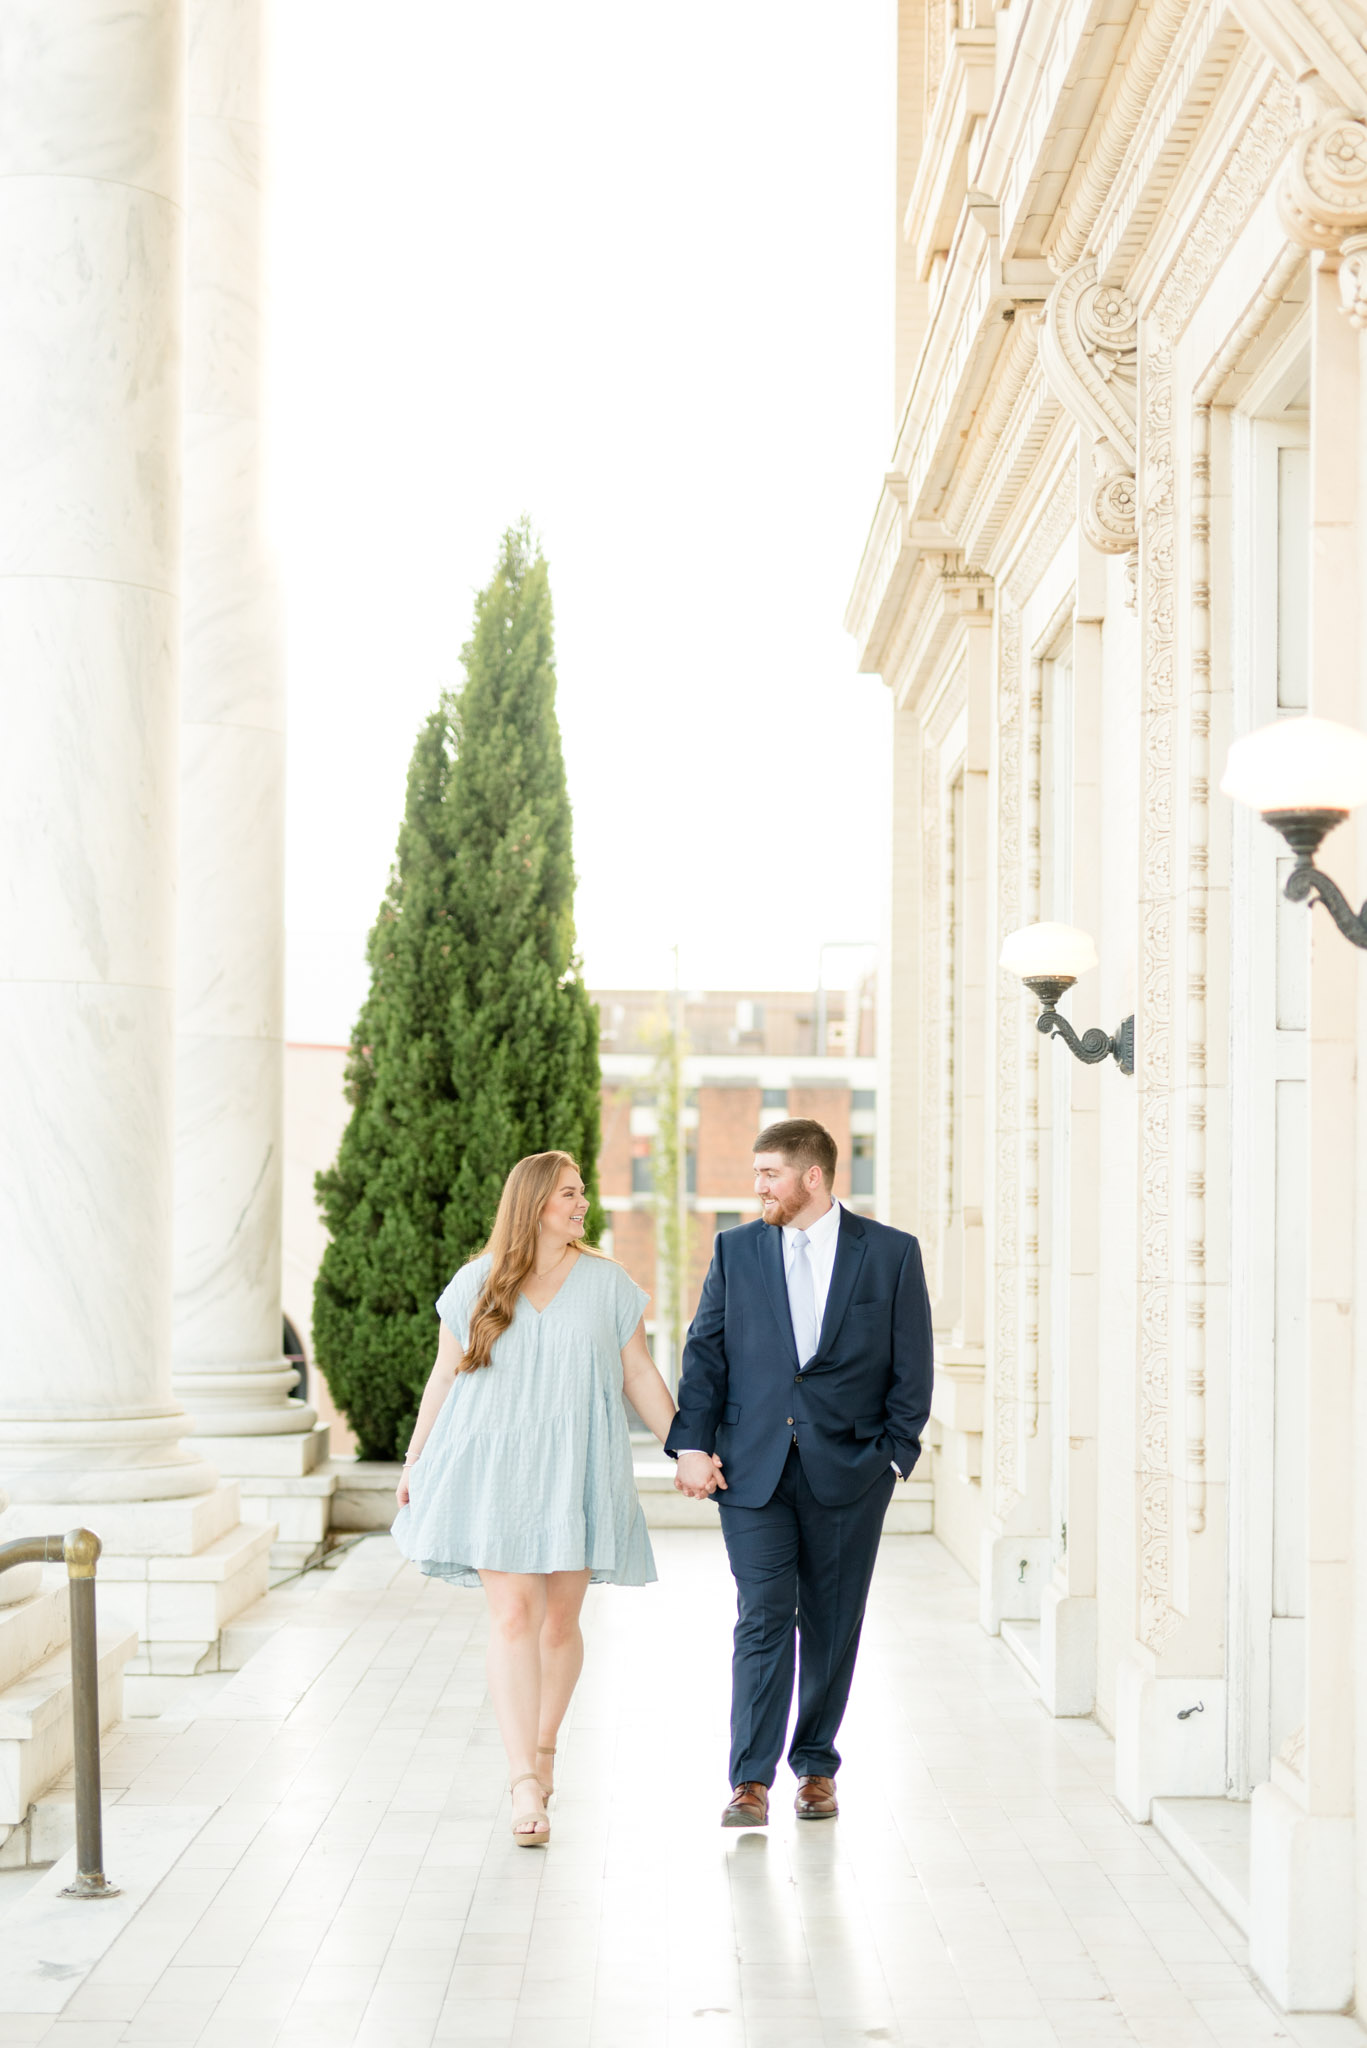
{"left": 718, "top": 1441, "right": 895, "bottom": 1786}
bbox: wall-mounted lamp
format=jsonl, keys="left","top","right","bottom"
{"left": 1221, "top": 716, "right": 1367, "bottom": 947}
{"left": 1000, "top": 921, "right": 1135, "bottom": 1075}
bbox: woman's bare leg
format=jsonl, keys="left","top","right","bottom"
{"left": 536, "top": 1570, "right": 592, "bottom": 1787}
{"left": 479, "top": 1570, "right": 549, "bottom": 1831}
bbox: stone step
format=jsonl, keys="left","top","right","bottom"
{"left": 0, "top": 1618, "right": 137, "bottom": 1827}
{"left": 324, "top": 1460, "right": 401, "bottom": 1531}
{"left": 239, "top": 1469, "right": 337, "bottom": 1570}
{"left": 0, "top": 1587, "right": 68, "bottom": 1695}
{"left": 1151, "top": 1795, "right": 1251, "bottom": 1935}
{"left": 98, "top": 1520, "right": 277, "bottom": 1679}
{"left": 190, "top": 1419, "right": 332, "bottom": 1479}
{"left": 0, "top": 1483, "right": 241, "bottom": 1559}
{"left": 1001, "top": 1618, "right": 1043, "bottom": 1689}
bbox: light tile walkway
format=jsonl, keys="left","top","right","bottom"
{"left": 2, "top": 1531, "right": 1363, "bottom": 2048}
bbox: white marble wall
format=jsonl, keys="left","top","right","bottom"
{"left": 172, "top": 0, "right": 316, "bottom": 1450}
{"left": 0, "top": 1, "right": 214, "bottom": 1505}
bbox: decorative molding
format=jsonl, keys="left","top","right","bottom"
{"left": 1232, "top": 3, "right": 1367, "bottom": 299}
{"left": 1230, "top": 0, "right": 1367, "bottom": 126}
{"left": 992, "top": 588, "right": 1024, "bottom": 1520}
{"left": 1094, "top": 9, "right": 1241, "bottom": 286}
{"left": 920, "top": 665, "right": 974, "bottom": 1313}
{"left": 1185, "top": 401, "right": 1212, "bottom": 1540}
{"left": 990, "top": 456, "right": 1077, "bottom": 1520}
{"left": 941, "top": 314, "right": 1045, "bottom": 547}
{"left": 1022, "top": 655, "right": 1043, "bottom": 1440}
{"left": 1339, "top": 230, "right": 1367, "bottom": 321}
{"left": 1279, "top": 106, "right": 1367, "bottom": 247}
{"left": 1138, "top": 333, "right": 1179, "bottom": 1655}
{"left": 1150, "top": 78, "right": 1297, "bottom": 342}
{"left": 1040, "top": 261, "right": 1138, "bottom": 466}
{"left": 1040, "top": 261, "right": 1139, "bottom": 569}
{"left": 1048, "top": 0, "right": 1194, "bottom": 275}
{"left": 1004, "top": 457, "right": 1081, "bottom": 609}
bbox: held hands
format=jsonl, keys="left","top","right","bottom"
{"left": 675, "top": 1450, "right": 727, "bottom": 1500}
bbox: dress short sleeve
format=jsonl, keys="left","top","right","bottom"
{"left": 613, "top": 1263, "right": 650, "bottom": 1346}
{"left": 435, "top": 1257, "right": 489, "bottom": 1351}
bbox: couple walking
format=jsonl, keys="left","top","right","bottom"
{"left": 392, "top": 1118, "right": 933, "bottom": 1845}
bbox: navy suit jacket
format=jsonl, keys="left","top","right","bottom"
{"left": 665, "top": 1206, "right": 934, "bottom": 1509}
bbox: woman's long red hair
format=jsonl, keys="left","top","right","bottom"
{"left": 462, "top": 1151, "right": 599, "bottom": 1371}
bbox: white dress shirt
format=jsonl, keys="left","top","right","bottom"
{"left": 783, "top": 1197, "right": 842, "bottom": 1361}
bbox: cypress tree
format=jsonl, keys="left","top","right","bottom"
{"left": 313, "top": 522, "right": 602, "bottom": 1458}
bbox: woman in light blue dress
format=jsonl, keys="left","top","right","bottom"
{"left": 392, "top": 1150, "right": 700, "bottom": 1846}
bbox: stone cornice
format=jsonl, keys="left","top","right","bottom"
{"left": 903, "top": 27, "right": 998, "bottom": 282}
{"left": 847, "top": 203, "right": 1051, "bottom": 673}
{"left": 977, "top": 0, "right": 1113, "bottom": 262}
{"left": 1232, "top": 0, "right": 1367, "bottom": 115}
{"left": 1091, "top": 4, "right": 1247, "bottom": 284}
{"left": 960, "top": 360, "right": 1062, "bottom": 575}
{"left": 888, "top": 558, "right": 995, "bottom": 717}
{"left": 1049, "top": 0, "right": 1194, "bottom": 275}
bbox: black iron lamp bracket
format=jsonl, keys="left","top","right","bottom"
{"left": 1022, "top": 976, "right": 1135, "bottom": 1076}
{"left": 1267, "top": 809, "right": 1367, "bottom": 948}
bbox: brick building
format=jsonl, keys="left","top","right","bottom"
{"left": 594, "top": 986, "right": 877, "bottom": 1341}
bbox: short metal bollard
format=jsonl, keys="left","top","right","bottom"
{"left": 0, "top": 1527, "right": 119, "bottom": 1898}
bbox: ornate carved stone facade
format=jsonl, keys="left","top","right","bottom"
{"left": 848, "top": 0, "right": 1367, "bottom": 2017}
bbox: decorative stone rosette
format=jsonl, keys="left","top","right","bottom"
{"left": 1280, "top": 111, "right": 1367, "bottom": 249}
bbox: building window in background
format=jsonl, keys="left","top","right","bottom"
{"left": 852, "top": 1089, "right": 876, "bottom": 1111}
{"left": 851, "top": 1132, "right": 875, "bottom": 1196}
{"left": 761, "top": 1087, "right": 788, "bottom": 1111}
{"left": 631, "top": 1148, "right": 653, "bottom": 1194}
{"left": 714, "top": 1211, "right": 742, "bottom": 1233}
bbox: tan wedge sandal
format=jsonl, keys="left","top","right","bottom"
{"left": 537, "top": 1744, "right": 556, "bottom": 1800}
{"left": 509, "top": 1772, "right": 550, "bottom": 1847}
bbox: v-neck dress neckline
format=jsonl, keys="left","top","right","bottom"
{"left": 521, "top": 1249, "right": 582, "bottom": 1317}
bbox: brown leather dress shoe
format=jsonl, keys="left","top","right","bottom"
{"left": 794, "top": 1775, "right": 838, "bottom": 1819}
{"left": 721, "top": 1782, "right": 770, "bottom": 1827}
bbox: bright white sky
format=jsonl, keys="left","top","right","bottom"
{"left": 268, "top": 1, "right": 896, "bottom": 1044}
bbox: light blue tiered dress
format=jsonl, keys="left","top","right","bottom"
{"left": 391, "top": 1251, "right": 657, "bottom": 1588}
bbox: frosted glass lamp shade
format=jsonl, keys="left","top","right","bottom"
{"left": 1220, "top": 717, "right": 1367, "bottom": 815}
{"left": 999, "top": 921, "right": 1099, "bottom": 982}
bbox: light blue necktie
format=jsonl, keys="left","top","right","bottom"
{"left": 788, "top": 1230, "right": 819, "bottom": 1368}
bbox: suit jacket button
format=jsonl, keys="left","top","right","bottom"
{"left": 786, "top": 1417, "right": 794, "bottom": 1426}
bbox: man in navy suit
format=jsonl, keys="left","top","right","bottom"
{"left": 667, "top": 1118, "right": 933, "bottom": 1827}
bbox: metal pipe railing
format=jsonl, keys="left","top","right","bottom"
{"left": 0, "top": 1528, "right": 119, "bottom": 1898}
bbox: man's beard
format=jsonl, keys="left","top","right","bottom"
{"left": 759, "top": 1188, "right": 806, "bottom": 1228}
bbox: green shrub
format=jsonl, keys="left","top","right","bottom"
{"left": 313, "top": 522, "right": 602, "bottom": 1458}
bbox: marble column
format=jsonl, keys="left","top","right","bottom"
{"left": 0, "top": 1, "right": 217, "bottom": 1511}
{"left": 172, "top": 0, "right": 329, "bottom": 1534}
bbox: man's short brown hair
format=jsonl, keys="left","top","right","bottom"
{"left": 753, "top": 1118, "right": 838, "bottom": 1189}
